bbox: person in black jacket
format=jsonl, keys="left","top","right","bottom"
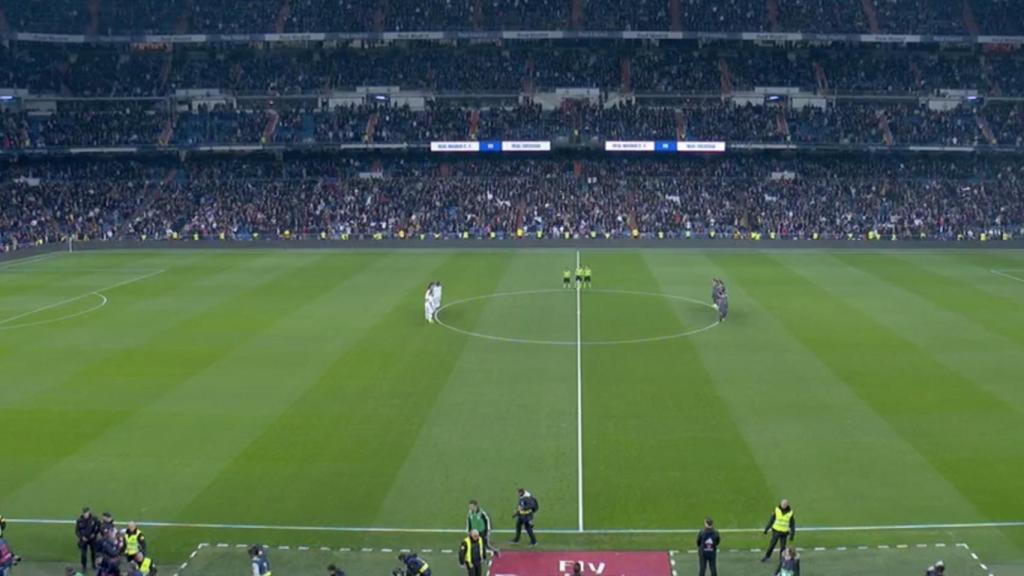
{"left": 509, "top": 488, "right": 538, "bottom": 546}
{"left": 696, "top": 517, "right": 720, "bottom": 576}
{"left": 75, "top": 507, "right": 101, "bottom": 571}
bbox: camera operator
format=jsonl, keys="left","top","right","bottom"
{"left": 396, "top": 553, "right": 431, "bottom": 576}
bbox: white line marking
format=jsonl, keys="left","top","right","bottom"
{"left": 991, "top": 269, "right": 1024, "bottom": 283}
{"left": 0, "top": 252, "right": 61, "bottom": 269}
{"left": 0, "top": 267, "right": 166, "bottom": 275}
{"left": 0, "top": 268, "right": 163, "bottom": 329}
{"left": 0, "top": 292, "right": 108, "bottom": 331}
{"left": 576, "top": 250, "right": 584, "bottom": 533}
{"left": 7, "top": 518, "right": 1024, "bottom": 534}
{"left": 0, "top": 291, "right": 104, "bottom": 326}
{"left": 435, "top": 288, "right": 719, "bottom": 346}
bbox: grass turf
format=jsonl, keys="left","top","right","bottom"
{"left": 0, "top": 248, "right": 1022, "bottom": 573}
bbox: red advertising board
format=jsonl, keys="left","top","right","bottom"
{"left": 489, "top": 551, "right": 672, "bottom": 576}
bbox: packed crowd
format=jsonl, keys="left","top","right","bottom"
{"left": 1, "top": 100, "right": 1017, "bottom": 149}
{"left": 3, "top": 0, "right": 1022, "bottom": 34}
{"left": 3, "top": 44, "right": 1023, "bottom": 98}
{"left": 2, "top": 155, "right": 1021, "bottom": 250}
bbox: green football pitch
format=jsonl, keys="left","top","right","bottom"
{"left": 1, "top": 248, "right": 1023, "bottom": 575}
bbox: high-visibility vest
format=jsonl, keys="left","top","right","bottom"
{"left": 125, "top": 531, "right": 143, "bottom": 556}
{"left": 772, "top": 507, "right": 793, "bottom": 533}
{"left": 463, "top": 537, "right": 485, "bottom": 567}
{"left": 138, "top": 557, "right": 152, "bottom": 576}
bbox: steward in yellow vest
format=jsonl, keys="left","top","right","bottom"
{"left": 761, "top": 499, "right": 795, "bottom": 562}
{"left": 132, "top": 552, "right": 155, "bottom": 576}
{"left": 123, "top": 522, "right": 146, "bottom": 558}
{"left": 459, "top": 530, "right": 486, "bottom": 576}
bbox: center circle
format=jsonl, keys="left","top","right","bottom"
{"left": 435, "top": 288, "right": 720, "bottom": 346}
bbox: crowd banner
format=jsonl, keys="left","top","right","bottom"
{"left": 607, "top": 141, "right": 725, "bottom": 153}
{"left": 430, "top": 141, "right": 551, "bottom": 153}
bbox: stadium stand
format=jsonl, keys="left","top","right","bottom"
{"left": 1, "top": 1, "right": 1023, "bottom": 253}
{"left": 1, "top": 0, "right": 1024, "bottom": 34}
{"left": 2, "top": 155, "right": 1022, "bottom": 250}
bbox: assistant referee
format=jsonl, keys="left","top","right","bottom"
{"left": 761, "top": 499, "right": 795, "bottom": 562}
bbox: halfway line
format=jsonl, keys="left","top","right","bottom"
{"left": 575, "top": 249, "right": 584, "bottom": 532}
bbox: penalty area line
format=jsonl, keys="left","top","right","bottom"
{"left": 0, "top": 251, "right": 63, "bottom": 270}
{"left": 990, "top": 269, "right": 1024, "bottom": 284}
{"left": 0, "top": 268, "right": 164, "bottom": 328}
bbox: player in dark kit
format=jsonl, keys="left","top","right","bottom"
{"left": 712, "top": 279, "right": 728, "bottom": 322}
{"left": 712, "top": 279, "right": 723, "bottom": 305}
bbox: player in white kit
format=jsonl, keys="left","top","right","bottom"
{"left": 425, "top": 282, "right": 436, "bottom": 323}
{"left": 431, "top": 281, "right": 443, "bottom": 321}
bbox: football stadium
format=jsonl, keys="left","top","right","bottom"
{"left": 2, "top": 2, "right": 1024, "bottom": 576}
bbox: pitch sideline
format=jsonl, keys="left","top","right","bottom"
{"left": 7, "top": 517, "right": 1024, "bottom": 534}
